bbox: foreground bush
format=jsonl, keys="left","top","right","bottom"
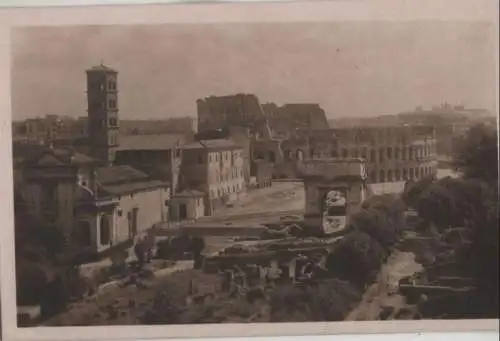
{"left": 326, "top": 231, "right": 387, "bottom": 288}
{"left": 270, "top": 279, "right": 361, "bottom": 322}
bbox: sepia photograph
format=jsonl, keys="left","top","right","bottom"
{"left": 0, "top": 1, "right": 498, "bottom": 340}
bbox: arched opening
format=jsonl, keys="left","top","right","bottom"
{"left": 99, "top": 214, "right": 111, "bottom": 245}
{"left": 379, "top": 148, "right": 385, "bottom": 162}
{"left": 395, "top": 169, "right": 401, "bottom": 181}
{"left": 361, "top": 148, "right": 367, "bottom": 159}
{"left": 387, "top": 147, "right": 393, "bottom": 159}
{"left": 379, "top": 170, "right": 386, "bottom": 182}
{"left": 75, "top": 221, "right": 91, "bottom": 247}
{"left": 370, "top": 170, "right": 377, "bottom": 183}
{"left": 370, "top": 149, "right": 376, "bottom": 162}
{"left": 387, "top": 170, "right": 393, "bottom": 182}
{"left": 394, "top": 147, "right": 400, "bottom": 160}
{"left": 321, "top": 189, "right": 347, "bottom": 233}
{"left": 296, "top": 149, "right": 304, "bottom": 161}
{"left": 403, "top": 169, "right": 408, "bottom": 180}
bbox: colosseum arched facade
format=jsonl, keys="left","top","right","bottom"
{"left": 272, "top": 125, "right": 438, "bottom": 183}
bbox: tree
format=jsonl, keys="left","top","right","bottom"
{"left": 348, "top": 208, "right": 397, "bottom": 249}
{"left": 326, "top": 231, "right": 387, "bottom": 287}
{"left": 452, "top": 123, "right": 498, "bottom": 185}
{"left": 415, "top": 183, "right": 456, "bottom": 230}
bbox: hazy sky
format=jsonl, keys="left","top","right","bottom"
{"left": 11, "top": 21, "right": 497, "bottom": 120}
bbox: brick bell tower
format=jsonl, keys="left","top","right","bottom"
{"left": 86, "top": 64, "right": 119, "bottom": 165}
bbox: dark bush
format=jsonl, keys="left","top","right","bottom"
{"left": 269, "top": 279, "right": 361, "bottom": 322}
{"left": 326, "top": 231, "right": 387, "bottom": 288}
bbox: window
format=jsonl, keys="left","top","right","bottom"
{"left": 394, "top": 148, "right": 400, "bottom": 160}
{"left": 387, "top": 170, "right": 393, "bottom": 182}
{"left": 387, "top": 147, "right": 393, "bottom": 159}
{"left": 100, "top": 214, "right": 111, "bottom": 245}
{"left": 342, "top": 148, "right": 349, "bottom": 158}
{"left": 198, "top": 155, "right": 203, "bottom": 164}
{"left": 402, "top": 148, "right": 407, "bottom": 161}
{"left": 409, "top": 168, "right": 414, "bottom": 179}
{"left": 352, "top": 149, "right": 358, "bottom": 158}
{"left": 395, "top": 169, "right": 401, "bottom": 181}
{"left": 370, "top": 149, "right": 376, "bottom": 162}
{"left": 109, "top": 99, "right": 117, "bottom": 109}
{"left": 379, "top": 170, "right": 386, "bottom": 182}
{"left": 370, "top": 170, "right": 377, "bottom": 183}
{"left": 379, "top": 148, "right": 385, "bottom": 162}
{"left": 109, "top": 118, "right": 117, "bottom": 127}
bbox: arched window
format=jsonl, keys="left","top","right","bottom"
{"left": 75, "top": 221, "right": 91, "bottom": 247}
{"left": 403, "top": 169, "right": 408, "bottom": 180}
{"left": 394, "top": 147, "right": 400, "bottom": 160}
{"left": 370, "top": 170, "right": 377, "bottom": 183}
{"left": 370, "top": 149, "right": 377, "bottom": 162}
{"left": 387, "top": 170, "right": 393, "bottom": 182}
{"left": 379, "top": 148, "right": 385, "bottom": 162}
{"left": 387, "top": 147, "right": 393, "bottom": 159}
{"left": 361, "top": 148, "right": 367, "bottom": 159}
{"left": 395, "top": 169, "right": 401, "bottom": 181}
{"left": 342, "top": 148, "right": 349, "bottom": 158}
{"left": 379, "top": 170, "right": 386, "bottom": 182}
{"left": 100, "top": 214, "right": 111, "bottom": 245}
{"left": 296, "top": 149, "right": 304, "bottom": 161}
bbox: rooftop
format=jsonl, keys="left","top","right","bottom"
{"left": 22, "top": 147, "right": 95, "bottom": 167}
{"left": 117, "top": 134, "right": 185, "bottom": 151}
{"left": 95, "top": 165, "right": 170, "bottom": 197}
{"left": 86, "top": 64, "right": 117, "bottom": 73}
{"left": 182, "top": 139, "right": 242, "bottom": 150}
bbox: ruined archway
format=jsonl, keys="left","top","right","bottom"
{"left": 321, "top": 189, "right": 348, "bottom": 234}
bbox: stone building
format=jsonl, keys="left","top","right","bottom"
{"left": 19, "top": 148, "right": 171, "bottom": 257}
{"left": 196, "top": 93, "right": 272, "bottom": 140}
{"left": 114, "top": 133, "right": 185, "bottom": 194}
{"left": 180, "top": 139, "right": 246, "bottom": 215}
{"left": 86, "top": 64, "right": 120, "bottom": 166}
{"left": 276, "top": 125, "right": 438, "bottom": 183}
{"left": 263, "top": 102, "right": 330, "bottom": 138}
{"left": 297, "top": 158, "right": 369, "bottom": 236}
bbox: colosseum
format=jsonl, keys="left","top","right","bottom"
{"left": 265, "top": 124, "right": 438, "bottom": 183}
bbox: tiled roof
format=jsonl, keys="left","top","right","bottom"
{"left": 182, "top": 139, "right": 241, "bottom": 150}
{"left": 95, "top": 165, "right": 149, "bottom": 185}
{"left": 23, "top": 147, "right": 95, "bottom": 167}
{"left": 117, "top": 134, "right": 185, "bottom": 151}
{"left": 95, "top": 165, "right": 170, "bottom": 197}
{"left": 99, "top": 180, "right": 168, "bottom": 196}
{"left": 173, "top": 189, "right": 205, "bottom": 198}
{"left": 87, "top": 64, "right": 117, "bottom": 73}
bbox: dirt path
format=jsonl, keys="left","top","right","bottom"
{"left": 345, "top": 251, "right": 423, "bottom": 321}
